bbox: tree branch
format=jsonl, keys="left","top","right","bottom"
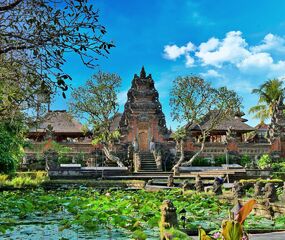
{"left": 0, "top": 0, "right": 23, "bottom": 11}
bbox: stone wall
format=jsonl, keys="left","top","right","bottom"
{"left": 183, "top": 141, "right": 272, "bottom": 158}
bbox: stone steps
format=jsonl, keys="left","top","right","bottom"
{"left": 139, "top": 151, "right": 160, "bottom": 171}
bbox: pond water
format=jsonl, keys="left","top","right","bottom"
{"left": 3, "top": 223, "right": 159, "bottom": 239}
{"left": 1, "top": 188, "right": 284, "bottom": 239}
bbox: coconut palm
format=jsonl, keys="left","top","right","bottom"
{"left": 249, "top": 78, "right": 284, "bottom": 122}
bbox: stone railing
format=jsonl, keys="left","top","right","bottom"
{"left": 237, "top": 143, "right": 271, "bottom": 156}
{"left": 191, "top": 142, "right": 271, "bottom": 157}
{"left": 133, "top": 152, "right": 141, "bottom": 172}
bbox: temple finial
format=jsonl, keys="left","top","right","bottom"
{"left": 140, "top": 66, "right": 146, "bottom": 78}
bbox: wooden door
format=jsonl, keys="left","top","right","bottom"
{"left": 138, "top": 131, "right": 148, "bottom": 151}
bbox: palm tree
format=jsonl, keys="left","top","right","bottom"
{"left": 249, "top": 78, "right": 284, "bottom": 122}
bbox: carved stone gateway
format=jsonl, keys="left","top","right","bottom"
{"left": 119, "top": 67, "right": 171, "bottom": 171}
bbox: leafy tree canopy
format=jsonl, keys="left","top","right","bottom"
{"left": 0, "top": 115, "right": 26, "bottom": 173}
{"left": 0, "top": 0, "right": 113, "bottom": 121}
{"left": 170, "top": 75, "right": 242, "bottom": 168}
{"left": 69, "top": 72, "right": 124, "bottom": 166}
{"left": 249, "top": 78, "right": 284, "bottom": 122}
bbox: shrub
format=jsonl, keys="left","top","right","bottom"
{"left": 240, "top": 155, "right": 251, "bottom": 167}
{"left": 0, "top": 120, "right": 25, "bottom": 174}
{"left": 0, "top": 174, "right": 8, "bottom": 185}
{"left": 257, "top": 154, "right": 272, "bottom": 169}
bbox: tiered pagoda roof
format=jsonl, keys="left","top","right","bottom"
{"left": 119, "top": 67, "right": 169, "bottom": 141}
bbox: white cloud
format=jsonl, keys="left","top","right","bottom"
{"left": 237, "top": 52, "right": 273, "bottom": 73}
{"left": 251, "top": 33, "right": 285, "bottom": 53}
{"left": 185, "top": 54, "right": 195, "bottom": 67}
{"left": 201, "top": 69, "right": 221, "bottom": 78}
{"left": 195, "top": 31, "right": 250, "bottom": 67}
{"left": 164, "top": 31, "right": 285, "bottom": 79}
{"left": 163, "top": 42, "right": 195, "bottom": 60}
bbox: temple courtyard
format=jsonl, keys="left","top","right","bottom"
{"left": 2, "top": 0, "right": 285, "bottom": 239}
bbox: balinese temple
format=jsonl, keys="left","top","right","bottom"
{"left": 119, "top": 67, "right": 170, "bottom": 151}
{"left": 24, "top": 67, "right": 285, "bottom": 170}
{"left": 187, "top": 110, "right": 254, "bottom": 143}
{"left": 28, "top": 110, "right": 86, "bottom": 142}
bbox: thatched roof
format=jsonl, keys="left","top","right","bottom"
{"left": 188, "top": 111, "right": 254, "bottom": 133}
{"left": 255, "top": 122, "right": 269, "bottom": 131}
{"left": 29, "top": 110, "right": 83, "bottom": 134}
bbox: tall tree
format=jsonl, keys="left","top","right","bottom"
{"left": 0, "top": 0, "right": 113, "bottom": 120}
{"left": 249, "top": 78, "right": 284, "bottom": 122}
{"left": 170, "top": 76, "right": 242, "bottom": 170}
{"left": 69, "top": 72, "right": 125, "bottom": 167}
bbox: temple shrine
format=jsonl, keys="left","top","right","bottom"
{"left": 119, "top": 67, "right": 170, "bottom": 151}
{"left": 25, "top": 67, "right": 285, "bottom": 172}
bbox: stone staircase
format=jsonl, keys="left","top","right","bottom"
{"left": 139, "top": 151, "right": 160, "bottom": 171}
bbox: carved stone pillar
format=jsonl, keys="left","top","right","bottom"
{"left": 133, "top": 152, "right": 141, "bottom": 172}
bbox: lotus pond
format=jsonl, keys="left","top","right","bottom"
{"left": 0, "top": 188, "right": 285, "bottom": 239}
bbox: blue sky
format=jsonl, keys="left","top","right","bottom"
{"left": 52, "top": 0, "right": 285, "bottom": 129}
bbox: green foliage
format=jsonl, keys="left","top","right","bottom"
{"left": 0, "top": 171, "right": 47, "bottom": 188}
{"left": 249, "top": 78, "right": 284, "bottom": 122}
{"left": 0, "top": 189, "right": 283, "bottom": 237}
{"left": 132, "top": 230, "right": 148, "bottom": 240}
{"left": 172, "top": 127, "right": 187, "bottom": 141}
{"left": 170, "top": 75, "right": 242, "bottom": 165}
{"left": 191, "top": 155, "right": 251, "bottom": 167}
{"left": 240, "top": 178, "right": 283, "bottom": 184}
{"left": 0, "top": 0, "right": 113, "bottom": 117}
{"left": 0, "top": 120, "right": 25, "bottom": 173}
{"left": 240, "top": 155, "right": 251, "bottom": 167}
{"left": 257, "top": 154, "right": 272, "bottom": 169}
{"left": 170, "top": 75, "right": 242, "bottom": 127}
{"left": 28, "top": 141, "right": 72, "bottom": 164}
{"left": 69, "top": 72, "right": 121, "bottom": 147}
{"left": 221, "top": 220, "right": 243, "bottom": 240}
{"left": 162, "top": 227, "right": 193, "bottom": 240}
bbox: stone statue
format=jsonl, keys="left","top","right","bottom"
{"left": 213, "top": 177, "right": 223, "bottom": 195}
{"left": 160, "top": 200, "right": 178, "bottom": 228}
{"left": 195, "top": 175, "right": 204, "bottom": 192}
{"left": 127, "top": 144, "right": 133, "bottom": 161}
{"left": 133, "top": 138, "right": 139, "bottom": 152}
{"left": 182, "top": 180, "right": 191, "bottom": 193}
{"left": 44, "top": 149, "right": 59, "bottom": 170}
{"left": 167, "top": 174, "right": 174, "bottom": 187}
{"left": 147, "top": 179, "right": 153, "bottom": 185}
{"left": 232, "top": 181, "right": 245, "bottom": 198}
{"left": 254, "top": 181, "right": 263, "bottom": 197}
{"left": 225, "top": 126, "right": 237, "bottom": 143}
{"left": 264, "top": 182, "right": 278, "bottom": 202}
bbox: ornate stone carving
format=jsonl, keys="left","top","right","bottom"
{"left": 264, "top": 183, "right": 278, "bottom": 202}
{"left": 195, "top": 175, "right": 204, "bottom": 192}
{"left": 213, "top": 177, "right": 223, "bottom": 195}
{"left": 119, "top": 67, "right": 170, "bottom": 145}
{"left": 44, "top": 149, "right": 59, "bottom": 170}
{"left": 182, "top": 180, "right": 191, "bottom": 193}
{"left": 232, "top": 181, "right": 245, "bottom": 198}
{"left": 254, "top": 181, "right": 263, "bottom": 197}
{"left": 167, "top": 174, "right": 174, "bottom": 187}
{"left": 160, "top": 200, "right": 178, "bottom": 228}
